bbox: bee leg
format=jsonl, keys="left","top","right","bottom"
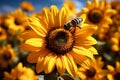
{"left": 70, "top": 27, "right": 76, "bottom": 34}
{"left": 77, "top": 26, "right": 81, "bottom": 29}
{"left": 64, "top": 25, "right": 69, "bottom": 30}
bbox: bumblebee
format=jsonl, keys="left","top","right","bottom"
{"left": 64, "top": 17, "right": 83, "bottom": 33}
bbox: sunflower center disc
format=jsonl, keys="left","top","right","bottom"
{"left": 54, "top": 32, "right": 68, "bottom": 46}
{"left": 114, "top": 72, "right": 120, "bottom": 80}
{"left": 85, "top": 67, "right": 96, "bottom": 78}
{"left": 88, "top": 9, "right": 102, "bottom": 24}
{"left": 14, "top": 18, "right": 23, "bottom": 25}
{"left": 3, "top": 51, "right": 12, "bottom": 61}
{"left": 46, "top": 28, "right": 74, "bottom": 55}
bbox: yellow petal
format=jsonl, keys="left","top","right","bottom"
{"left": 73, "top": 46, "right": 94, "bottom": 60}
{"left": 81, "top": 8, "right": 89, "bottom": 13}
{"left": 25, "top": 38, "right": 44, "bottom": 47}
{"left": 111, "top": 43, "right": 119, "bottom": 52}
{"left": 49, "top": 5, "right": 59, "bottom": 27}
{"left": 38, "top": 15, "right": 48, "bottom": 29}
{"left": 104, "top": 17, "right": 112, "bottom": 24}
{"left": 75, "top": 25, "right": 97, "bottom": 40}
{"left": 87, "top": 46, "right": 98, "bottom": 55}
{"left": 44, "top": 53, "right": 56, "bottom": 73}
{"left": 17, "top": 63, "right": 23, "bottom": 72}
{"left": 58, "top": 7, "right": 69, "bottom": 27}
{"left": 99, "top": 0, "right": 105, "bottom": 10}
{"left": 27, "top": 52, "right": 40, "bottom": 63}
{"left": 93, "top": 0, "right": 99, "bottom": 8}
{"left": 107, "top": 65, "right": 115, "bottom": 72}
{"left": 4, "top": 72, "right": 10, "bottom": 78}
{"left": 60, "top": 55, "right": 67, "bottom": 74}
{"left": 107, "top": 74, "right": 114, "bottom": 80}
{"left": 105, "top": 2, "right": 111, "bottom": 9}
{"left": 75, "top": 36, "right": 97, "bottom": 46}
{"left": 40, "top": 7, "right": 50, "bottom": 28}
{"left": 78, "top": 71, "right": 86, "bottom": 79}
{"left": 20, "top": 30, "right": 45, "bottom": 40}
{"left": 36, "top": 57, "right": 44, "bottom": 73}
{"left": 50, "top": 5, "right": 59, "bottom": 16}
{"left": 65, "top": 53, "right": 79, "bottom": 77}
{"left": 70, "top": 51, "right": 88, "bottom": 65}
{"left": 27, "top": 48, "right": 49, "bottom": 63}
{"left": 56, "top": 55, "right": 66, "bottom": 74}
{"left": 86, "top": 1, "right": 92, "bottom": 9}
{"left": 28, "top": 16, "right": 47, "bottom": 36}
{"left": 116, "top": 61, "right": 120, "bottom": 70}
{"left": 111, "top": 37, "right": 119, "bottom": 44}
{"left": 104, "top": 9, "right": 116, "bottom": 16}
{"left": 83, "top": 37, "right": 97, "bottom": 45}
{"left": 20, "top": 44, "right": 40, "bottom": 52}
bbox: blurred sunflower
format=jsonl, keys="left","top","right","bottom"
{"left": 103, "top": 13, "right": 120, "bottom": 52}
{"left": 0, "top": 14, "right": 10, "bottom": 31}
{"left": 107, "top": 61, "right": 120, "bottom": 80}
{"left": 20, "top": 5, "right": 98, "bottom": 77}
{"left": 0, "top": 27, "right": 7, "bottom": 41}
{"left": 77, "top": 0, "right": 116, "bottom": 35}
{"left": 62, "top": 1, "right": 77, "bottom": 15}
{"left": 78, "top": 57, "right": 107, "bottom": 80}
{"left": 97, "top": 19, "right": 119, "bottom": 42}
{"left": 3, "top": 62, "right": 38, "bottom": 80}
{"left": 111, "top": 1, "right": 120, "bottom": 13}
{"left": 0, "top": 44, "right": 16, "bottom": 68}
{"left": 20, "top": 1, "right": 34, "bottom": 12}
{"left": 5, "top": 8, "right": 28, "bottom": 35}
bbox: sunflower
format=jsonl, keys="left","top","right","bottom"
{"left": 0, "top": 27, "right": 7, "bottom": 41}
{"left": 20, "top": 1, "right": 34, "bottom": 12}
{"left": 78, "top": 57, "right": 107, "bottom": 80}
{"left": 0, "top": 44, "right": 16, "bottom": 68}
{"left": 20, "top": 5, "right": 98, "bottom": 77}
{"left": 105, "top": 13, "right": 120, "bottom": 52}
{"left": 77, "top": 0, "right": 116, "bottom": 35}
{"left": 62, "top": 1, "right": 77, "bottom": 15}
{"left": 97, "top": 18, "right": 119, "bottom": 42}
{"left": 107, "top": 61, "right": 120, "bottom": 80}
{"left": 3, "top": 62, "right": 38, "bottom": 80}
{"left": 0, "top": 14, "right": 11, "bottom": 31}
{"left": 5, "top": 8, "right": 28, "bottom": 35}
{"left": 111, "top": 1, "right": 120, "bottom": 12}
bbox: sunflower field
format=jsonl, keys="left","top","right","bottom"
{"left": 0, "top": 0, "right": 120, "bottom": 80}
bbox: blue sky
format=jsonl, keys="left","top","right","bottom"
{"left": 0, "top": 0, "right": 86, "bottom": 14}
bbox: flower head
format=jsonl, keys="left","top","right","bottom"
{"left": 62, "top": 1, "right": 77, "bottom": 14}
{"left": 107, "top": 61, "right": 120, "bottom": 80}
{"left": 3, "top": 62, "right": 38, "bottom": 80}
{"left": 0, "top": 44, "right": 16, "bottom": 68}
{"left": 111, "top": 1, "right": 120, "bottom": 12}
{"left": 77, "top": 0, "right": 116, "bottom": 34}
{"left": 5, "top": 8, "right": 28, "bottom": 35}
{"left": 20, "top": 1, "right": 34, "bottom": 12}
{"left": 0, "top": 14, "right": 10, "bottom": 31}
{"left": 20, "top": 5, "right": 98, "bottom": 77}
{"left": 0, "top": 27, "right": 7, "bottom": 41}
{"left": 78, "top": 57, "right": 107, "bottom": 80}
